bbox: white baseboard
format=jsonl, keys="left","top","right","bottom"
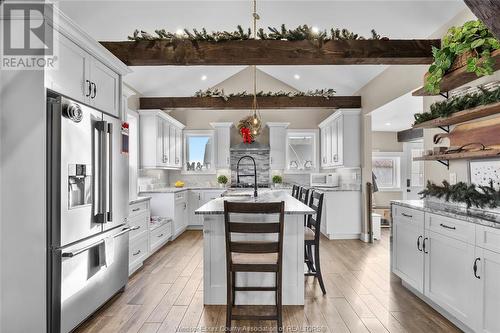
{"left": 359, "top": 233, "right": 370, "bottom": 243}
{"left": 327, "top": 233, "right": 361, "bottom": 240}
{"left": 187, "top": 225, "right": 203, "bottom": 230}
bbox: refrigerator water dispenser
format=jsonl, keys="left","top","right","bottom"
{"left": 68, "top": 164, "right": 92, "bottom": 209}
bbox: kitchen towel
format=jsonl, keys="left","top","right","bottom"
{"left": 103, "top": 236, "right": 115, "bottom": 267}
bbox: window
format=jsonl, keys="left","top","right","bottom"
{"left": 183, "top": 130, "right": 215, "bottom": 174}
{"left": 286, "top": 130, "right": 318, "bottom": 173}
{"left": 372, "top": 152, "right": 402, "bottom": 191}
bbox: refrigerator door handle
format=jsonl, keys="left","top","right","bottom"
{"left": 107, "top": 122, "right": 113, "bottom": 222}
{"left": 95, "top": 120, "right": 108, "bottom": 223}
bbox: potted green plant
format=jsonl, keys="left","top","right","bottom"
{"left": 272, "top": 175, "right": 283, "bottom": 189}
{"left": 217, "top": 175, "right": 228, "bottom": 188}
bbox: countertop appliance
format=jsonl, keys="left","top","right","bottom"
{"left": 47, "top": 93, "right": 130, "bottom": 333}
{"left": 310, "top": 173, "right": 339, "bottom": 188}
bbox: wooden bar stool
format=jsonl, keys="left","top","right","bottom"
{"left": 292, "top": 184, "right": 300, "bottom": 199}
{"left": 304, "top": 190, "right": 326, "bottom": 295}
{"left": 298, "top": 187, "right": 309, "bottom": 205}
{"left": 224, "top": 201, "right": 285, "bottom": 331}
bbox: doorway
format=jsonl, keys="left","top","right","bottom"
{"left": 403, "top": 140, "right": 424, "bottom": 200}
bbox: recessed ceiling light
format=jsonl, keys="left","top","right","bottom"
{"left": 201, "top": 75, "right": 207, "bottom": 81}
{"left": 294, "top": 74, "right": 300, "bottom": 80}
{"left": 385, "top": 122, "right": 391, "bottom": 126}
{"left": 311, "top": 26, "right": 320, "bottom": 34}
{"left": 176, "top": 28, "right": 184, "bottom": 36}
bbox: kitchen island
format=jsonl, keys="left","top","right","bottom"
{"left": 196, "top": 190, "right": 314, "bottom": 305}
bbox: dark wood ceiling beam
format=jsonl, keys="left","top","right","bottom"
{"left": 139, "top": 96, "right": 361, "bottom": 109}
{"left": 101, "top": 39, "right": 440, "bottom": 66}
{"left": 464, "top": 0, "right": 500, "bottom": 39}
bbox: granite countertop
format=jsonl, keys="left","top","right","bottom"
{"left": 391, "top": 200, "right": 500, "bottom": 228}
{"left": 195, "top": 189, "right": 315, "bottom": 215}
{"left": 312, "top": 185, "right": 361, "bottom": 192}
{"left": 129, "top": 196, "right": 151, "bottom": 204}
{"left": 139, "top": 186, "right": 225, "bottom": 193}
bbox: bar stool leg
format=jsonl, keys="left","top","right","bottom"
{"left": 314, "top": 245, "right": 326, "bottom": 295}
{"left": 232, "top": 271, "right": 236, "bottom": 305}
{"left": 305, "top": 244, "right": 315, "bottom": 272}
{"left": 276, "top": 272, "right": 283, "bottom": 331}
{"left": 226, "top": 269, "right": 232, "bottom": 330}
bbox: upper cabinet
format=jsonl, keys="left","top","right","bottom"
{"left": 267, "top": 122, "right": 289, "bottom": 170}
{"left": 285, "top": 130, "right": 319, "bottom": 173}
{"left": 319, "top": 109, "right": 361, "bottom": 169}
{"left": 46, "top": 30, "right": 129, "bottom": 118}
{"left": 138, "top": 110, "right": 185, "bottom": 169}
{"left": 211, "top": 122, "right": 233, "bottom": 170}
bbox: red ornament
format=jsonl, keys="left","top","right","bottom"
{"left": 241, "top": 127, "right": 252, "bottom": 144}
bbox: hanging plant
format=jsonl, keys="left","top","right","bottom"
{"left": 413, "top": 85, "right": 500, "bottom": 125}
{"left": 425, "top": 20, "right": 500, "bottom": 94}
{"left": 419, "top": 180, "right": 500, "bottom": 209}
{"left": 237, "top": 115, "right": 262, "bottom": 142}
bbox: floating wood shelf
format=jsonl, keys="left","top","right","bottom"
{"left": 412, "top": 102, "right": 500, "bottom": 129}
{"left": 414, "top": 149, "right": 500, "bottom": 162}
{"left": 139, "top": 96, "right": 362, "bottom": 109}
{"left": 412, "top": 49, "right": 500, "bottom": 97}
{"left": 100, "top": 39, "right": 440, "bottom": 66}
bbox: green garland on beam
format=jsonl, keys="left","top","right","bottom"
{"left": 419, "top": 180, "right": 500, "bottom": 209}
{"left": 128, "top": 25, "right": 386, "bottom": 42}
{"left": 194, "top": 88, "right": 336, "bottom": 101}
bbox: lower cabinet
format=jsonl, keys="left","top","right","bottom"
{"left": 174, "top": 192, "right": 188, "bottom": 237}
{"left": 319, "top": 191, "right": 362, "bottom": 240}
{"left": 129, "top": 233, "right": 149, "bottom": 275}
{"left": 188, "top": 189, "right": 225, "bottom": 229}
{"left": 392, "top": 206, "right": 500, "bottom": 332}
{"left": 150, "top": 221, "right": 172, "bottom": 253}
{"left": 128, "top": 199, "right": 151, "bottom": 275}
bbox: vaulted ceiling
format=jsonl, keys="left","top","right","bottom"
{"left": 60, "top": 1, "right": 467, "bottom": 96}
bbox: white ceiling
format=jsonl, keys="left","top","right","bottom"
{"left": 371, "top": 92, "right": 423, "bottom": 132}
{"left": 59, "top": 0, "right": 467, "bottom": 96}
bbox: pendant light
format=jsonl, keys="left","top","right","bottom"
{"left": 250, "top": 0, "right": 261, "bottom": 134}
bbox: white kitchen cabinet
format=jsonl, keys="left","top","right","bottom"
{"left": 319, "top": 191, "right": 362, "bottom": 240}
{"left": 174, "top": 192, "right": 189, "bottom": 237}
{"left": 88, "top": 58, "right": 120, "bottom": 117}
{"left": 128, "top": 199, "right": 151, "bottom": 276}
{"left": 188, "top": 189, "right": 224, "bottom": 229}
{"left": 148, "top": 190, "right": 188, "bottom": 240}
{"left": 267, "top": 122, "right": 289, "bottom": 170}
{"left": 319, "top": 109, "right": 360, "bottom": 169}
{"left": 150, "top": 221, "right": 172, "bottom": 253}
{"left": 424, "top": 229, "right": 476, "bottom": 328}
{"left": 139, "top": 110, "right": 185, "bottom": 169}
{"left": 474, "top": 247, "right": 500, "bottom": 333}
{"left": 391, "top": 206, "right": 425, "bottom": 293}
{"left": 211, "top": 122, "right": 233, "bottom": 169}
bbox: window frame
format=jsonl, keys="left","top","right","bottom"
{"left": 372, "top": 151, "right": 403, "bottom": 192}
{"left": 182, "top": 129, "right": 216, "bottom": 175}
{"left": 284, "top": 129, "right": 319, "bottom": 174}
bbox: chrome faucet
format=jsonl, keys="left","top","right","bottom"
{"left": 236, "top": 155, "right": 258, "bottom": 198}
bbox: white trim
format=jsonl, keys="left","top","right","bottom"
{"left": 210, "top": 122, "right": 233, "bottom": 128}
{"left": 138, "top": 110, "right": 185, "bottom": 129}
{"left": 284, "top": 129, "right": 319, "bottom": 174}
{"left": 318, "top": 108, "right": 361, "bottom": 128}
{"left": 266, "top": 122, "right": 290, "bottom": 128}
{"left": 372, "top": 151, "right": 403, "bottom": 192}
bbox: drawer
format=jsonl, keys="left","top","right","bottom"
{"left": 150, "top": 221, "right": 172, "bottom": 253}
{"left": 392, "top": 205, "right": 424, "bottom": 227}
{"left": 476, "top": 225, "right": 500, "bottom": 253}
{"left": 129, "top": 233, "right": 148, "bottom": 272}
{"left": 425, "top": 213, "right": 475, "bottom": 244}
{"left": 175, "top": 191, "right": 187, "bottom": 202}
{"left": 128, "top": 212, "right": 148, "bottom": 240}
{"left": 129, "top": 201, "right": 149, "bottom": 217}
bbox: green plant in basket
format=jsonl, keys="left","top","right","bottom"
{"left": 425, "top": 20, "right": 500, "bottom": 94}
{"left": 217, "top": 175, "right": 228, "bottom": 185}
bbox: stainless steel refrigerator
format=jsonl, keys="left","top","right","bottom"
{"left": 47, "top": 92, "right": 131, "bottom": 333}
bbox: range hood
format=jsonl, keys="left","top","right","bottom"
{"left": 230, "top": 141, "right": 270, "bottom": 151}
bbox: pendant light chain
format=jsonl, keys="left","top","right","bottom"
{"left": 251, "top": 0, "right": 261, "bottom": 129}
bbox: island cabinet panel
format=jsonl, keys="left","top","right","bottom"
{"left": 392, "top": 206, "right": 424, "bottom": 293}
{"left": 424, "top": 229, "right": 476, "bottom": 328}
{"left": 474, "top": 247, "right": 500, "bottom": 333}
{"left": 320, "top": 191, "right": 362, "bottom": 240}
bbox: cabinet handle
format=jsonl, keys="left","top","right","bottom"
{"left": 401, "top": 213, "right": 413, "bottom": 218}
{"left": 132, "top": 208, "right": 140, "bottom": 212}
{"left": 198, "top": 194, "right": 201, "bottom": 200}
{"left": 422, "top": 237, "right": 428, "bottom": 254}
{"left": 473, "top": 258, "right": 481, "bottom": 279}
{"left": 85, "top": 80, "right": 91, "bottom": 97}
{"left": 439, "top": 223, "right": 456, "bottom": 230}
{"left": 133, "top": 250, "right": 141, "bottom": 256}
{"left": 270, "top": 157, "right": 273, "bottom": 164}
{"left": 157, "top": 233, "right": 164, "bottom": 238}
{"left": 92, "top": 82, "right": 97, "bottom": 98}
{"left": 417, "top": 235, "right": 423, "bottom": 252}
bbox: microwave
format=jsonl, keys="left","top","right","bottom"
{"left": 310, "top": 173, "right": 339, "bottom": 188}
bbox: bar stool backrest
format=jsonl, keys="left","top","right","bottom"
{"left": 292, "top": 185, "right": 299, "bottom": 199}
{"left": 307, "top": 191, "right": 324, "bottom": 242}
{"left": 298, "top": 187, "right": 310, "bottom": 205}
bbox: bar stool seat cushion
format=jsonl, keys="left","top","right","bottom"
{"left": 304, "top": 226, "right": 315, "bottom": 240}
{"left": 232, "top": 252, "right": 278, "bottom": 265}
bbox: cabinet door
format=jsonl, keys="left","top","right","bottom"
{"left": 174, "top": 201, "right": 187, "bottom": 235}
{"left": 320, "top": 127, "right": 327, "bottom": 168}
{"left": 475, "top": 247, "right": 500, "bottom": 333}
{"left": 188, "top": 191, "right": 201, "bottom": 226}
{"left": 392, "top": 217, "right": 424, "bottom": 292}
{"left": 331, "top": 119, "right": 339, "bottom": 165}
{"left": 215, "top": 127, "right": 230, "bottom": 169}
{"left": 162, "top": 120, "right": 170, "bottom": 166}
{"left": 424, "top": 230, "right": 476, "bottom": 328}
{"left": 175, "top": 128, "right": 182, "bottom": 167}
{"left": 270, "top": 127, "right": 286, "bottom": 169}
{"left": 89, "top": 59, "right": 120, "bottom": 117}
{"left": 335, "top": 116, "right": 344, "bottom": 166}
{"left": 46, "top": 35, "right": 89, "bottom": 102}
{"left": 169, "top": 124, "right": 176, "bottom": 167}
{"left": 155, "top": 118, "right": 166, "bottom": 167}
{"left": 325, "top": 125, "right": 332, "bottom": 167}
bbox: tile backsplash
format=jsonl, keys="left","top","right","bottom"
{"left": 230, "top": 150, "right": 270, "bottom": 185}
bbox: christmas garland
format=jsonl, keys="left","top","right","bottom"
{"left": 194, "top": 88, "right": 336, "bottom": 101}
{"left": 419, "top": 180, "right": 500, "bottom": 209}
{"left": 413, "top": 86, "right": 500, "bottom": 125}
{"left": 128, "top": 25, "right": 386, "bottom": 42}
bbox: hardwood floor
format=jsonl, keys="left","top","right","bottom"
{"left": 75, "top": 229, "right": 461, "bottom": 333}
